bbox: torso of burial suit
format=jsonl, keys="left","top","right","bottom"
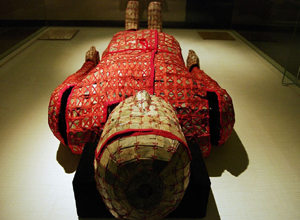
{"left": 48, "top": 29, "right": 235, "bottom": 157}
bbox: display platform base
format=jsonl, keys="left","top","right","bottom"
{"left": 73, "top": 142, "right": 211, "bottom": 219}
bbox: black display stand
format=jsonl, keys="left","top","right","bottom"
{"left": 73, "top": 142, "right": 111, "bottom": 218}
{"left": 73, "top": 141, "right": 211, "bottom": 219}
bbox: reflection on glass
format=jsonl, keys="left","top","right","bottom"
{"left": 232, "top": 0, "right": 300, "bottom": 86}
{"left": 0, "top": 0, "right": 46, "bottom": 60}
{"left": 283, "top": 11, "right": 300, "bottom": 84}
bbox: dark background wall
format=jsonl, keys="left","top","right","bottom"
{"left": 186, "top": 0, "right": 234, "bottom": 28}
{"left": 1, "top": 0, "right": 299, "bottom": 29}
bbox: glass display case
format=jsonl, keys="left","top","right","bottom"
{"left": 0, "top": 0, "right": 47, "bottom": 60}
{"left": 0, "top": 0, "right": 299, "bottom": 88}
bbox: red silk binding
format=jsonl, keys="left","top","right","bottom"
{"left": 191, "top": 66, "right": 235, "bottom": 147}
{"left": 48, "top": 29, "right": 235, "bottom": 157}
{"left": 48, "top": 61, "right": 95, "bottom": 146}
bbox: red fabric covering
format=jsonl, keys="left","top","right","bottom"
{"left": 48, "top": 29, "right": 235, "bottom": 157}
{"left": 48, "top": 61, "right": 95, "bottom": 146}
{"left": 191, "top": 66, "right": 235, "bottom": 147}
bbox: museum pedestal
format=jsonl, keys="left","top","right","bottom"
{"left": 73, "top": 142, "right": 211, "bottom": 218}
{"left": 72, "top": 142, "right": 110, "bottom": 218}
